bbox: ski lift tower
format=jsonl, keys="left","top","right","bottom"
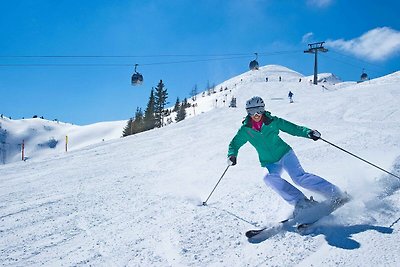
{"left": 304, "top": 42, "right": 328, "bottom": 85}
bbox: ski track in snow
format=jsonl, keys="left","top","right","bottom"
{"left": 1, "top": 66, "right": 400, "bottom": 266}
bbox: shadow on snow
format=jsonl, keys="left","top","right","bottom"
{"left": 308, "top": 224, "right": 393, "bottom": 250}
{"left": 248, "top": 223, "right": 393, "bottom": 249}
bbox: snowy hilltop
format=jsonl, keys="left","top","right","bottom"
{"left": 0, "top": 118, "right": 126, "bottom": 164}
{"left": 1, "top": 65, "right": 400, "bottom": 266}
{"left": 174, "top": 65, "right": 343, "bottom": 119}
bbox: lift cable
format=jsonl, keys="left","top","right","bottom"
{"left": 0, "top": 50, "right": 300, "bottom": 59}
{"left": 321, "top": 53, "right": 388, "bottom": 77}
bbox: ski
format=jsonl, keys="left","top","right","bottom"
{"left": 296, "top": 222, "right": 317, "bottom": 231}
{"left": 245, "top": 229, "right": 265, "bottom": 238}
{"left": 246, "top": 195, "right": 351, "bottom": 241}
{"left": 245, "top": 218, "right": 292, "bottom": 239}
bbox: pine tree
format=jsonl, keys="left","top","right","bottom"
{"left": 122, "top": 118, "right": 134, "bottom": 137}
{"left": 154, "top": 79, "right": 168, "bottom": 128}
{"left": 182, "top": 98, "right": 190, "bottom": 108}
{"left": 131, "top": 107, "right": 144, "bottom": 134}
{"left": 206, "top": 80, "right": 211, "bottom": 96}
{"left": 175, "top": 102, "right": 186, "bottom": 122}
{"left": 190, "top": 84, "right": 198, "bottom": 101}
{"left": 122, "top": 108, "right": 145, "bottom": 137}
{"left": 143, "top": 88, "right": 156, "bottom": 131}
{"left": 173, "top": 97, "right": 180, "bottom": 112}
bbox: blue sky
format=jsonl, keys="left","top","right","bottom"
{"left": 1, "top": 0, "right": 399, "bottom": 125}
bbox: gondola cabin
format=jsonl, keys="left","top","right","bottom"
{"left": 249, "top": 60, "right": 259, "bottom": 70}
{"left": 131, "top": 64, "right": 143, "bottom": 86}
{"left": 360, "top": 72, "right": 368, "bottom": 81}
{"left": 131, "top": 72, "right": 144, "bottom": 85}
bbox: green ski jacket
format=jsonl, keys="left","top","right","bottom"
{"left": 228, "top": 111, "right": 312, "bottom": 166}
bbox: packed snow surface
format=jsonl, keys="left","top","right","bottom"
{"left": 0, "top": 118, "right": 126, "bottom": 164}
{"left": 1, "top": 65, "right": 400, "bottom": 266}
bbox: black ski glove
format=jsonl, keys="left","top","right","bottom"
{"left": 228, "top": 155, "right": 237, "bottom": 166}
{"left": 308, "top": 130, "right": 321, "bottom": 141}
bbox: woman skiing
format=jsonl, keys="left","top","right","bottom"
{"left": 227, "top": 96, "right": 347, "bottom": 212}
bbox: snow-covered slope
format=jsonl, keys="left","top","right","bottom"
{"left": 1, "top": 66, "right": 400, "bottom": 266}
{"left": 175, "top": 65, "right": 344, "bottom": 119}
{"left": 304, "top": 73, "right": 343, "bottom": 84}
{"left": 0, "top": 118, "right": 125, "bottom": 164}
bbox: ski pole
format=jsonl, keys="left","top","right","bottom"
{"left": 202, "top": 165, "right": 230, "bottom": 206}
{"left": 320, "top": 137, "right": 400, "bottom": 180}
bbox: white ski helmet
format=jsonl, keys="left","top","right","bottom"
{"left": 246, "top": 96, "right": 265, "bottom": 109}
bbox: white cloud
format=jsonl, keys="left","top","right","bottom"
{"left": 302, "top": 32, "right": 314, "bottom": 43}
{"left": 326, "top": 27, "right": 400, "bottom": 61}
{"left": 307, "top": 0, "right": 333, "bottom": 8}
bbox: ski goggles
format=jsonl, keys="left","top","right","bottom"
{"left": 246, "top": 106, "right": 265, "bottom": 116}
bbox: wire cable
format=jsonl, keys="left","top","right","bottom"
{"left": 0, "top": 50, "right": 301, "bottom": 68}
{"left": 329, "top": 50, "right": 389, "bottom": 70}
{"left": 0, "top": 50, "right": 301, "bottom": 59}
{"left": 0, "top": 55, "right": 251, "bottom": 67}
{"left": 321, "top": 53, "right": 388, "bottom": 77}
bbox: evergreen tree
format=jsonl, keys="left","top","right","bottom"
{"left": 175, "top": 102, "right": 186, "bottom": 122}
{"left": 154, "top": 79, "right": 168, "bottom": 128}
{"left": 190, "top": 84, "right": 198, "bottom": 101}
{"left": 131, "top": 107, "right": 144, "bottom": 134}
{"left": 206, "top": 80, "right": 211, "bottom": 96}
{"left": 122, "top": 108, "right": 145, "bottom": 137}
{"left": 182, "top": 98, "right": 190, "bottom": 108}
{"left": 122, "top": 118, "right": 134, "bottom": 137}
{"left": 143, "top": 88, "right": 156, "bottom": 131}
{"left": 173, "top": 97, "right": 180, "bottom": 112}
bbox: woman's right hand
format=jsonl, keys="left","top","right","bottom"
{"left": 227, "top": 155, "right": 237, "bottom": 166}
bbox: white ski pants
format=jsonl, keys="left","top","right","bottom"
{"left": 263, "top": 150, "right": 342, "bottom": 205}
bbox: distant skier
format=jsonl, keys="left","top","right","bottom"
{"left": 288, "top": 91, "right": 294, "bottom": 103}
{"left": 227, "top": 96, "right": 347, "bottom": 214}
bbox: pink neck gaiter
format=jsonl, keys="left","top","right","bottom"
{"left": 251, "top": 119, "right": 263, "bottom": 131}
